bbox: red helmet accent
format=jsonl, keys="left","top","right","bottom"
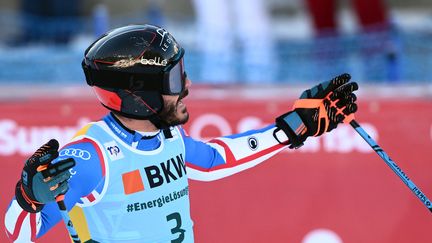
{"left": 92, "top": 86, "right": 122, "bottom": 111}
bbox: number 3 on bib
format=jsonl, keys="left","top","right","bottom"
{"left": 166, "top": 212, "right": 185, "bottom": 243}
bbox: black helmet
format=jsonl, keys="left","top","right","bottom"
{"left": 82, "top": 24, "right": 186, "bottom": 119}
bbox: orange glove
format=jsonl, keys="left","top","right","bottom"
{"left": 275, "top": 73, "right": 358, "bottom": 148}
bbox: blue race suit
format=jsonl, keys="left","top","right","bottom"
{"left": 5, "top": 113, "right": 287, "bottom": 242}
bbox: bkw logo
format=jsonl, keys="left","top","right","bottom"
{"left": 122, "top": 154, "right": 187, "bottom": 195}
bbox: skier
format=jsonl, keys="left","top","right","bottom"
{"left": 5, "top": 24, "right": 358, "bottom": 242}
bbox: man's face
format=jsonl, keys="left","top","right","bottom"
{"left": 158, "top": 78, "right": 191, "bottom": 127}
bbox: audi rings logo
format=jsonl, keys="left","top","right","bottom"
{"left": 60, "top": 149, "right": 91, "bottom": 160}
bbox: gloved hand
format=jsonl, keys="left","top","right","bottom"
{"left": 275, "top": 73, "right": 358, "bottom": 148}
{"left": 15, "top": 139, "right": 75, "bottom": 213}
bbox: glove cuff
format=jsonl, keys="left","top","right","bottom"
{"left": 15, "top": 181, "right": 44, "bottom": 213}
{"left": 275, "top": 111, "right": 308, "bottom": 149}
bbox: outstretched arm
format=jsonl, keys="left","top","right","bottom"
{"left": 182, "top": 124, "right": 286, "bottom": 181}
{"left": 183, "top": 73, "right": 358, "bottom": 181}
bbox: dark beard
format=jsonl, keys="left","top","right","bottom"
{"left": 157, "top": 99, "right": 189, "bottom": 127}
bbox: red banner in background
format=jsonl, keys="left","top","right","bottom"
{"left": 1, "top": 87, "right": 432, "bottom": 243}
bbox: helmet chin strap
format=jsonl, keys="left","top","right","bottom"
{"left": 149, "top": 116, "right": 173, "bottom": 139}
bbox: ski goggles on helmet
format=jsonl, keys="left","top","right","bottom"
{"left": 162, "top": 57, "right": 186, "bottom": 95}
{"left": 82, "top": 48, "right": 187, "bottom": 95}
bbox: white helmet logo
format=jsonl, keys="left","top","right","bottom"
{"left": 140, "top": 56, "right": 167, "bottom": 66}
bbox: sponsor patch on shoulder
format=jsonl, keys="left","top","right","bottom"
{"left": 247, "top": 136, "right": 259, "bottom": 151}
{"left": 60, "top": 148, "right": 91, "bottom": 160}
{"left": 104, "top": 141, "right": 124, "bottom": 161}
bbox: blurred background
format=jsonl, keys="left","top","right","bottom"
{"left": 0, "top": 0, "right": 432, "bottom": 84}
{"left": 1, "top": 1, "right": 432, "bottom": 243}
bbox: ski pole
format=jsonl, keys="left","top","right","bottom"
{"left": 349, "top": 119, "right": 432, "bottom": 213}
{"left": 38, "top": 158, "right": 81, "bottom": 242}
{"left": 56, "top": 195, "right": 81, "bottom": 243}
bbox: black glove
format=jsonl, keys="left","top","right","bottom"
{"left": 275, "top": 73, "right": 358, "bottom": 148}
{"left": 15, "top": 139, "right": 75, "bottom": 213}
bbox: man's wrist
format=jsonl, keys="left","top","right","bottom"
{"left": 275, "top": 110, "right": 308, "bottom": 149}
